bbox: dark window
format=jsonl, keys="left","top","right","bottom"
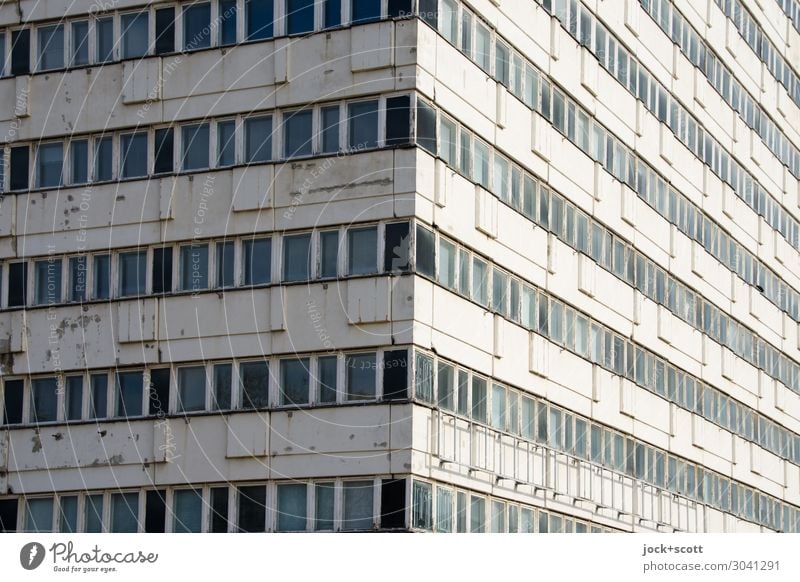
{"left": 210, "top": 487, "right": 229, "bottom": 532}
{"left": 152, "top": 247, "right": 173, "bottom": 294}
{"left": 287, "top": 0, "right": 315, "bottom": 35}
{"left": 149, "top": 368, "right": 171, "bottom": 416}
{"left": 352, "top": 0, "right": 380, "bottom": 23}
{"left": 348, "top": 101, "right": 378, "bottom": 149}
{"left": 184, "top": 3, "right": 212, "bottom": 50}
{"left": 416, "top": 98, "right": 437, "bottom": 153}
{"left": 94, "top": 137, "right": 112, "bottom": 181}
{"left": 415, "top": 225, "right": 435, "bottom": 277}
{"left": 319, "top": 231, "right": 339, "bottom": 278}
{"left": 237, "top": 485, "right": 266, "bottom": 532}
{"left": 388, "top": 0, "right": 413, "bottom": 17}
{"left": 244, "top": 116, "right": 273, "bottom": 162}
{"left": 7, "top": 262, "right": 27, "bottom": 307}
{"left": 243, "top": 238, "right": 271, "bottom": 285}
{"left": 154, "top": 128, "right": 174, "bottom": 174}
{"left": 2, "top": 379, "right": 24, "bottom": 425}
{"left": 417, "top": 0, "right": 437, "bottom": 25}
{"left": 31, "top": 378, "right": 58, "bottom": 423}
{"left": 320, "top": 106, "right": 340, "bottom": 153}
{"left": 385, "top": 95, "right": 411, "bottom": 146}
{"left": 89, "top": 374, "right": 108, "bottom": 419}
{"left": 155, "top": 8, "right": 175, "bottom": 55}
{"left": 65, "top": 376, "right": 83, "bottom": 421}
{"left": 97, "top": 17, "right": 114, "bottom": 62}
{"left": 382, "top": 349, "right": 408, "bottom": 400}
{"left": 0, "top": 499, "right": 17, "bottom": 532}
{"left": 284, "top": 110, "right": 313, "bottom": 157}
{"left": 119, "top": 251, "right": 146, "bottom": 296}
{"left": 324, "top": 0, "right": 341, "bottom": 28}
{"left": 220, "top": 0, "right": 238, "bottom": 45}
{"left": 348, "top": 227, "right": 377, "bottom": 275}
{"left": 121, "top": 133, "right": 147, "bottom": 178}
{"left": 240, "top": 361, "right": 269, "bottom": 408}
{"left": 213, "top": 363, "right": 232, "bottom": 410}
{"left": 246, "top": 0, "right": 274, "bottom": 40}
{"left": 10, "top": 146, "right": 29, "bottom": 191}
{"left": 384, "top": 221, "right": 410, "bottom": 272}
{"left": 11, "top": 29, "right": 30, "bottom": 75}
{"left": 216, "top": 241, "right": 235, "bottom": 287}
{"left": 380, "top": 478, "right": 406, "bottom": 529}
{"left": 116, "top": 371, "right": 143, "bottom": 417}
{"left": 93, "top": 254, "right": 111, "bottom": 299}
{"left": 144, "top": 490, "right": 166, "bottom": 533}
{"left": 70, "top": 140, "right": 88, "bottom": 184}
{"left": 318, "top": 356, "right": 337, "bottom": 403}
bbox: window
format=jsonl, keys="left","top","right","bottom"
{"left": 96, "top": 17, "right": 114, "bottom": 62}
{"left": 240, "top": 361, "right": 269, "bottom": 408}
{"left": 89, "top": 374, "right": 108, "bottom": 419}
{"left": 31, "top": 378, "right": 58, "bottom": 423}
{"left": 415, "top": 352, "right": 433, "bottom": 402}
{"left": 120, "top": 133, "right": 147, "bottom": 178}
{"left": 346, "top": 353, "right": 376, "bottom": 400}
{"left": 37, "top": 143, "right": 63, "bottom": 188}
{"left": 94, "top": 137, "right": 113, "bottom": 181}
{"left": 386, "top": 95, "right": 411, "bottom": 146}
{"left": 154, "top": 128, "right": 174, "bottom": 174}
{"left": 184, "top": 3, "right": 212, "bottom": 50}
{"left": 315, "top": 482, "right": 335, "bottom": 530}
{"left": 2, "top": 380, "right": 23, "bottom": 425}
{"left": 212, "top": 363, "right": 232, "bottom": 410}
{"left": 441, "top": 0, "right": 458, "bottom": 43}
{"left": 93, "top": 254, "right": 111, "bottom": 299}
{"left": 70, "top": 140, "right": 88, "bottom": 184}
{"left": 119, "top": 251, "right": 146, "bottom": 296}
{"left": 276, "top": 483, "right": 307, "bottom": 531}
{"left": 217, "top": 119, "right": 236, "bottom": 166}
{"left": 412, "top": 481, "right": 432, "bottom": 529}
{"left": 111, "top": 492, "right": 139, "bottom": 533}
{"left": 495, "top": 41, "right": 509, "bottom": 85}
{"left": 173, "top": 489, "right": 202, "bottom": 533}
{"left": 116, "top": 372, "right": 143, "bottom": 417}
{"left": 11, "top": 30, "right": 30, "bottom": 75}
{"left": 280, "top": 358, "right": 310, "bottom": 405}
{"left": 182, "top": 123, "right": 210, "bottom": 170}
{"left": 384, "top": 221, "right": 410, "bottom": 272}
{"left": 38, "top": 25, "right": 64, "bottom": 71}
{"left": 246, "top": 0, "right": 274, "bottom": 40}
{"left": 155, "top": 8, "right": 175, "bottom": 55}
{"left": 243, "top": 238, "right": 271, "bottom": 285}
{"left": 10, "top": 146, "right": 29, "bottom": 191}
{"left": 415, "top": 98, "right": 436, "bottom": 153}
{"left": 318, "top": 356, "right": 338, "bottom": 403}
{"left": 470, "top": 496, "right": 485, "bottom": 532}
{"left": 25, "top": 498, "right": 53, "bottom": 532}
{"left": 72, "top": 20, "right": 89, "bottom": 67}
{"left": 283, "top": 233, "right": 311, "bottom": 281}
{"left": 439, "top": 116, "right": 457, "bottom": 165}
{"left": 68, "top": 256, "right": 87, "bottom": 302}
{"left": 383, "top": 349, "right": 408, "bottom": 400}
{"left": 178, "top": 367, "right": 206, "bottom": 412}
{"left": 65, "top": 376, "right": 83, "bottom": 421}
{"left": 320, "top": 106, "right": 340, "bottom": 153}
{"left": 475, "top": 21, "right": 490, "bottom": 71}
{"left": 237, "top": 485, "right": 266, "bottom": 532}
{"left": 319, "top": 230, "right": 339, "bottom": 278}
{"left": 473, "top": 139, "right": 490, "bottom": 188}
{"left": 210, "top": 487, "right": 229, "bottom": 532}
{"left": 491, "top": 500, "right": 505, "bottom": 532}
{"left": 342, "top": 481, "right": 373, "bottom": 530}
{"left": 144, "top": 490, "right": 166, "bottom": 532}
{"left": 287, "top": 0, "right": 315, "bottom": 35}
{"left": 34, "top": 258, "right": 62, "bottom": 305}
{"left": 438, "top": 238, "right": 456, "bottom": 289}
{"left": 348, "top": 227, "right": 377, "bottom": 274}
{"left": 348, "top": 101, "right": 379, "bottom": 149}
{"left": 121, "top": 12, "right": 149, "bottom": 58}
{"left": 180, "top": 244, "right": 209, "bottom": 291}
{"left": 245, "top": 116, "right": 272, "bottom": 162}
{"left": 148, "top": 369, "right": 171, "bottom": 417}
{"left": 472, "top": 257, "right": 488, "bottom": 306}
{"left": 220, "top": 0, "right": 238, "bottom": 45}
{"left": 216, "top": 241, "right": 234, "bottom": 287}
{"left": 84, "top": 494, "right": 103, "bottom": 532}
{"left": 471, "top": 376, "right": 487, "bottom": 422}
{"left": 437, "top": 363, "right": 454, "bottom": 411}
{"left": 7, "top": 262, "right": 28, "bottom": 307}
{"left": 59, "top": 496, "right": 78, "bottom": 533}
{"left": 152, "top": 247, "right": 173, "bottom": 294}
{"left": 284, "top": 110, "right": 313, "bottom": 158}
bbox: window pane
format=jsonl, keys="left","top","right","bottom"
{"left": 246, "top": 0, "right": 275, "bottom": 40}
{"left": 93, "top": 254, "right": 110, "bottom": 299}
{"left": 352, "top": 0, "right": 380, "bottom": 23}
{"left": 182, "top": 124, "right": 210, "bottom": 170}
{"left": 346, "top": 353, "right": 376, "bottom": 400}
{"left": 154, "top": 128, "right": 174, "bottom": 174}
{"left": 65, "top": 376, "right": 83, "bottom": 421}
{"left": 2, "top": 380, "right": 23, "bottom": 425}
{"left": 276, "top": 483, "right": 307, "bottom": 531}
{"left": 217, "top": 120, "right": 236, "bottom": 166}
{"left": 342, "top": 481, "right": 373, "bottom": 530}
{"left": 38, "top": 25, "right": 64, "bottom": 71}
{"left": 184, "top": 3, "right": 212, "bottom": 50}
{"left": 348, "top": 101, "right": 378, "bottom": 149}
{"left": 325, "top": 0, "right": 342, "bottom": 28}
{"left": 386, "top": 95, "right": 411, "bottom": 146}
{"left": 321, "top": 106, "right": 340, "bottom": 153}
{"left": 414, "top": 353, "right": 433, "bottom": 402}
{"left": 11, "top": 29, "right": 30, "bottom": 75}
{"left": 315, "top": 482, "right": 335, "bottom": 530}
{"left": 180, "top": 244, "right": 209, "bottom": 291}
{"left": 31, "top": 378, "right": 58, "bottom": 423}
{"left": 284, "top": 110, "right": 313, "bottom": 157}
{"left": 237, "top": 485, "right": 266, "bottom": 532}
{"left": 116, "top": 372, "right": 143, "bottom": 417}
{"left": 245, "top": 116, "right": 272, "bottom": 162}
{"left": 121, "top": 12, "right": 149, "bottom": 59}
{"left": 384, "top": 222, "right": 411, "bottom": 273}
{"left": 348, "top": 227, "right": 377, "bottom": 274}
{"left": 212, "top": 363, "right": 232, "bottom": 410}
{"left": 178, "top": 366, "right": 206, "bottom": 412}
{"left": 94, "top": 137, "right": 112, "bottom": 181}
{"left": 70, "top": 140, "right": 88, "bottom": 184}
{"left": 436, "top": 488, "right": 453, "bottom": 532}
{"left": 119, "top": 251, "right": 146, "bottom": 296}
{"left": 220, "top": 0, "right": 238, "bottom": 45}
{"left": 155, "top": 8, "right": 175, "bottom": 54}
{"left": 319, "top": 231, "right": 339, "bottom": 277}
{"left": 243, "top": 238, "right": 271, "bottom": 284}
{"left": 84, "top": 494, "right": 103, "bottom": 532}
{"left": 111, "top": 492, "right": 138, "bottom": 532}
{"left": 71, "top": 21, "right": 89, "bottom": 66}
{"left": 216, "top": 241, "right": 234, "bottom": 287}
{"left": 25, "top": 498, "right": 53, "bottom": 532}
{"left": 437, "top": 363, "right": 454, "bottom": 411}
{"left": 240, "top": 361, "right": 269, "bottom": 408}
{"left": 37, "top": 143, "right": 63, "bottom": 187}
{"left": 121, "top": 133, "right": 147, "bottom": 178}
{"left": 471, "top": 376, "right": 487, "bottom": 422}
{"left": 10, "top": 145, "right": 30, "bottom": 191}
{"left": 318, "top": 356, "right": 338, "bottom": 403}
{"left": 59, "top": 496, "right": 78, "bottom": 533}
{"left": 412, "top": 481, "right": 432, "bottom": 530}
{"left": 34, "top": 258, "right": 62, "bottom": 305}
{"left": 210, "top": 487, "right": 229, "bottom": 532}
{"left": 287, "top": 0, "right": 315, "bottom": 34}
{"left": 173, "top": 489, "right": 202, "bottom": 533}
{"left": 152, "top": 246, "right": 173, "bottom": 294}
{"left": 470, "top": 496, "right": 485, "bottom": 532}
{"left": 283, "top": 234, "right": 311, "bottom": 281}
{"left": 280, "top": 358, "right": 310, "bottom": 405}
{"left": 89, "top": 374, "right": 108, "bottom": 419}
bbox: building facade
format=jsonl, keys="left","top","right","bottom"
{"left": 1, "top": 0, "right": 800, "bottom": 533}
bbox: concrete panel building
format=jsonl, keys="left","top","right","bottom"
{"left": 1, "top": 0, "right": 800, "bottom": 533}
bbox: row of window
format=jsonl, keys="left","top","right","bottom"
{"left": 3, "top": 94, "right": 417, "bottom": 190}
{"left": 1, "top": 477, "right": 402, "bottom": 533}
{"left": 421, "top": 96, "right": 800, "bottom": 402}
{"left": 411, "top": 349, "right": 800, "bottom": 532}
{"left": 775, "top": 0, "right": 800, "bottom": 35}
{"left": 410, "top": 480, "right": 608, "bottom": 533}
{"left": 0, "top": 348, "right": 410, "bottom": 425}
{"left": 637, "top": 0, "right": 800, "bottom": 179}
{"left": 0, "top": 0, "right": 405, "bottom": 76}
{"left": 0, "top": 221, "right": 410, "bottom": 308}
{"left": 414, "top": 224, "right": 800, "bottom": 468}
